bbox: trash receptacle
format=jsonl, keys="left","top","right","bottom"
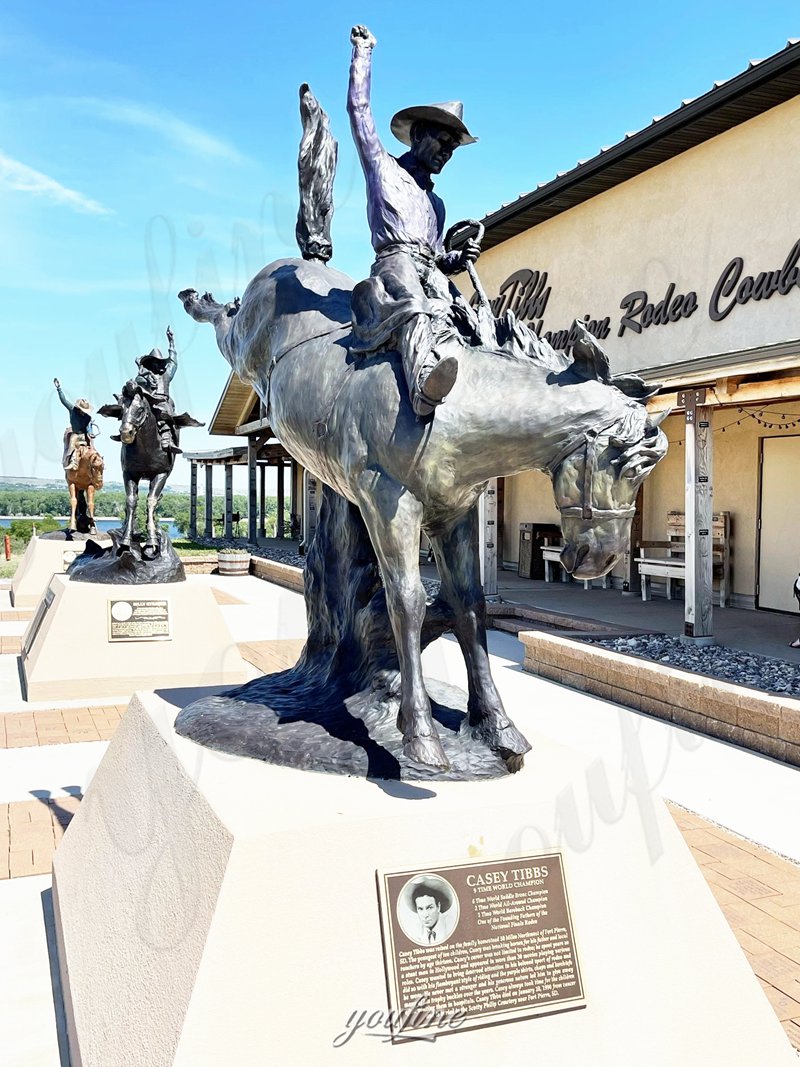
{"left": 518, "top": 523, "right": 534, "bottom": 578}
{"left": 518, "top": 522, "right": 563, "bottom": 579}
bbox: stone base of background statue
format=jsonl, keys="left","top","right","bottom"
{"left": 20, "top": 574, "right": 248, "bottom": 701}
{"left": 52, "top": 691, "right": 795, "bottom": 1067}
{"left": 68, "top": 527, "right": 185, "bottom": 584}
{"left": 10, "top": 531, "right": 112, "bottom": 609}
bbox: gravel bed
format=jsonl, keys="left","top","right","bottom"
{"left": 594, "top": 634, "right": 800, "bottom": 698}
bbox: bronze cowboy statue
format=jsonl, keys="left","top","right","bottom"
{"left": 54, "top": 378, "right": 104, "bottom": 534}
{"left": 99, "top": 327, "right": 202, "bottom": 558}
{"left": 132, "top": 326, "right": 183, "bottom": 456}
{"left": 176, "top": 29, "right": 668, "bottom": 775}
{"left": 348, "top": 24, "right": 483, "bottom": 417}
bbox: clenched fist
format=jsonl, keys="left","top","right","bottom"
{"left": 350, "top": 24, "right": 376, "bottom": 50}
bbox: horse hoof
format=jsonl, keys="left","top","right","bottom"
{"left": 504, "top": 752, "right": 526, "bottom": 775}
{"left": 472, "top": 720, "right": 532, "bottom": 759}
{"left": 403, "top": 734, "right": 450, "bottom": 771}
{"left": 141, "top": 544, "right": 159, "bottom": 561}
{"left": 116, "top": 543, "right": 131, "bottom": 557}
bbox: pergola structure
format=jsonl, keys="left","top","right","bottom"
{"left": 188, "top": 368, "right": 499, "bottom": 588}
{"left": 183, "top": 372, "right": 302, "bottom": 545}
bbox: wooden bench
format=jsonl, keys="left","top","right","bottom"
{"left": 541, "top": 543, "right": 612, "bottom": 590}
{"left": 637, "top": 511, "right": 731, "bottom": 607}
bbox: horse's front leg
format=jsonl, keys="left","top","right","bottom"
{"left": 119, "top": 475, "right": 139, "bottom": 553}
{"left": 67, "top": 483, "right": 77, "bottom": 532}
{"left": 143, "top": 472, "right": 169, "bottom": 559}
{"left": 356, "top": 476, "right": 448, "bottom": 770}
{"left": 430, "top": 507, "right": 531, "bottom": 769}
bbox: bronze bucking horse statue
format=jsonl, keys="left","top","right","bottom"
{"left": 176, "top": 72, "right": 668, "bottom": 776}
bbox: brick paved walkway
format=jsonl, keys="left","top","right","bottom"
{"left": 238, "top": 638, "right": 307, "bottom": 674}
{"left": 0, "top": 795, "right": 81, "bottom": 878}
{"left": 669, "top": 802, "right": 800, "bottom": 1049}
{"left": 0, "top": 706, "right": 124, "bottom": 747}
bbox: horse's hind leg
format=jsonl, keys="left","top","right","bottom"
{"left": 179, "top": 288, "right": 238, "bottom": 326}
{"left": 356, "top": 477, "right": 449, "bottom": 770}
{"left": 143, "top": 471, "right": 169, "bottom": 558}
{"left": 430, "top": 508, "right": 531, "bottom": 770}
{"left": 86, "top": 485, "right": 96, "bottom": 532}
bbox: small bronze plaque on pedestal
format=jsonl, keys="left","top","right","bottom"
{"left": 62, "top": 549, "right": 79, "bottom": 571}
{"left": 108, "top": 599, "right": 171, "bottom": 642}
{"left": 377, "top": 852, "right": 584, "bottom": 1041}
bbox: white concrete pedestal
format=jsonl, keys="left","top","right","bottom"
{"left": 52, "top": 692, "right": 795, "bottom": 1066}
{"left": 10, "top": 535, "right": 110, "bottom": 609}
{"left": 21, "top": 575, "right": 248, "bottom": 700}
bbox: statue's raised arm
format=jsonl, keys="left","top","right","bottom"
{"left": 164, "top": 326, "right": 178, "bottom": 384}
{"left": 347, "top": 25, "right": 380, "bottom": 169}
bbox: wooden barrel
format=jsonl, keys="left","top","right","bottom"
{"left": 217, "top": 551, "right": 251, "bottom": 576}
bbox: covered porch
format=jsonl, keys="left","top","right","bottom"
{"left": 183, "top": 439, "right": 301, "bottom": 545}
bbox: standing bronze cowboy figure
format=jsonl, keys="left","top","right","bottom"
{"left": 54, "top": 378, "right": 104, "bottom": 534}
{"left": 348, "top": 25, "right": 483, "bottom": 417}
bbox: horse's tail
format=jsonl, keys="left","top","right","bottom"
{"left": 296, "top": 83, "right": 337, "bottom": 263}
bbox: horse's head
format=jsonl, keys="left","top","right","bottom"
{"left": 550, "top": 405, "right": 668, "bottom": 578}
{"left": 544, "top": 322, "right": 669, "bottom": 579}
{"left": 119, "top": 381, "right": 148, "bottom": 444}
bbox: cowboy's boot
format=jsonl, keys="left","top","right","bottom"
{"left": 160, "top": 426, "right": 182, "bottom": 455}
{"left": 414, "top": 355, "right": 459, "bottom": 417}
{"left": 400, "top": 316, "right": 459, "bottom": 418}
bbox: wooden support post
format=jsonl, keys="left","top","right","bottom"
{"left": 204, "top": 464, "right": 213, "bottom": 538}
{"left": 621, "top": 486, "right": 643, "bottom": 596}
{"left": 680, "top": 388, "right": 714, "bottom": 643}
{"left": 188, "top": 462, "right": 198, "bottom": 540}
{"left": 259, "top": 463, "right": 266, "bottom": 538}
{"left": 276, "top": 460, "right": 285, "bottom": 538}
{"left": 224, "top": 464, "right": 234, "bottom": 540}
{"left": 291, "top": 459, "right": 300, "bottom": 538}
{"left": 248, "top": 438, "right": 258, "bottom": 544}
{"left": 302, "top": 469, "right": 318, "bottom": 553}
{"left": 479, "top": 478, "right": 499, "bottom": 600}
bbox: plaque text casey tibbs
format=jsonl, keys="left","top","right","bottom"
{"left": 377, "top": 852, "right": 585, "bottom": 1040}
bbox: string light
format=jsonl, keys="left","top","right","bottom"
{"left": 672, "top": 404, "right": 800, "bottom": 447}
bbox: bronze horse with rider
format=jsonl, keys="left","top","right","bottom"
{"left": 99, "top": 328, "right": 202, "bottom": 558}
{"left": 176, "top": 42, "right": 668, "bottom": 775}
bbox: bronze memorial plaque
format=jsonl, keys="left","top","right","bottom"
{"left": 376, "top": 852, "right": 585, "bottom": 1040}
{"left": 62, "top": 548, "right": 79, "bottom": 571}
{"left": 108, "top": 599, "right": 171, "bottom": 642}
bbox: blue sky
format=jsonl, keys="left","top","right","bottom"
{"left": 1, "top": 1, "right": 798, "bottom": 487}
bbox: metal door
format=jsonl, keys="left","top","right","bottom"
{"left": 758, "top": 435, "right": 800, "bottom": 612}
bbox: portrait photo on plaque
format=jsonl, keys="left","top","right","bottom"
{"left": 376, "top": 852, "right": 585, "bottom": 1041}
{"left": 397, "top": 874, "right": 460, "bottom": 947}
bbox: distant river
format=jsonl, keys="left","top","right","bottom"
{"left": 0, "top": 516, "right": 182, "bottom": 539}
